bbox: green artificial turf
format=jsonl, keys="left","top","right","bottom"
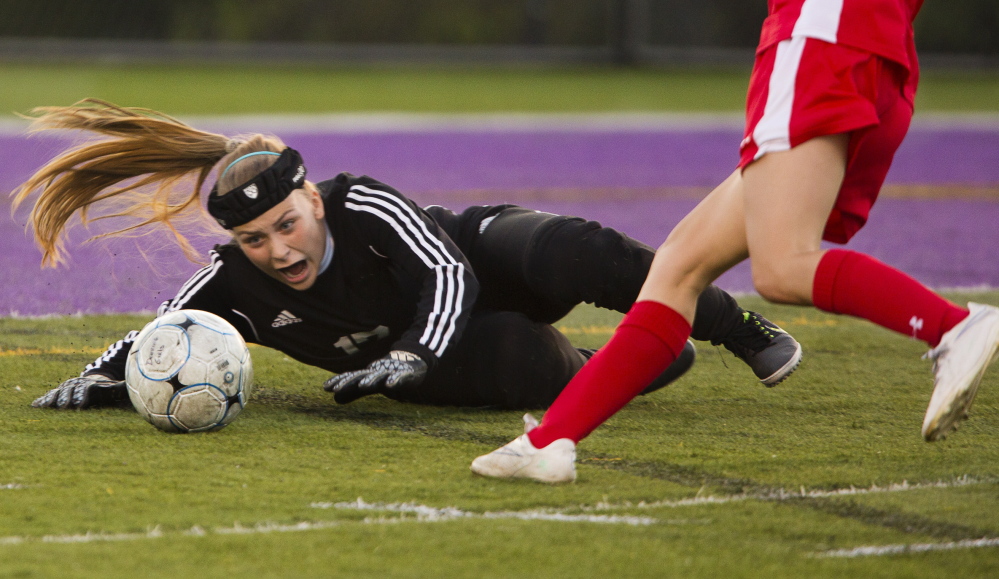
{"left": 1, "top": 293, "right": 998, "bottom": 577}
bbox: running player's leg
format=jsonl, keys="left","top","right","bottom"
{"left": 744, "top": 132, "right": 970, "bottom": 341}
{"left": 473, "top": 38, "right": 884, "bottom": 474}
{"left": 471, "top": 174, "right": 752, "bottom": 480}
{"left": 743, "top": 133, "right": 988, "bottom": 442}
{"left": 739, "top": 41, "right": 984, "bottom": 441}
{"left": 476, "top": 70, "right": 965, "bottom": 460}
{"left": 522, "top": 171, "right": 752, "bottom": 448}
{"left": 743, "top": 135, "right": 845, "bottom": 305}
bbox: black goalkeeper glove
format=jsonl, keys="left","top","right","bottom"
{"left": 323, "top": 351, "right": 428, "bottom": 404}
{"left": 31, "top": 375, "right": 129, "bottom": 410}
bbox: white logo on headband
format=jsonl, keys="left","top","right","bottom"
{"left": 243, "top": 184, "right": 259, "bottom": 199}
{"left": 293, "top": 165, "right": 305, "bottom": 183}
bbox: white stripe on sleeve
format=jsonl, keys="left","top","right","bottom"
{"left": 84, "top": 330, "right": 139, "bottom": 374}
{"left": 161, "top": 251, "right": 223, "bottom": 313}
{"left": 345, "top": 186, "right": 466, "bottom": 356}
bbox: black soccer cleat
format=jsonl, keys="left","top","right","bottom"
{"left": 720, "top": 311, "right": 802, "bottom": 387}
{"left": 577, "top": 339, "right": 696, "bottom": 396}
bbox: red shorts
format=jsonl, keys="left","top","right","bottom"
{"left": 739, "top": 37, "right": 918, "bottom": 243}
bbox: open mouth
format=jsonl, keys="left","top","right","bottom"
{"left": 278, "top": 260, "right": 309, "bottom": 284}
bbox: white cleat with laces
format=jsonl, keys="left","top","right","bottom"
{"left": 922, "top": 303, "right": 999, "bottom": 442}
{"left": 470, "top": 414, "right": 576, "bottom": 483}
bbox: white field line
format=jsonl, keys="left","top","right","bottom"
{"left": 1, "top": 477, "right": 992, "bottom": 548}
{"left": 310, "top": 475, "right": 991, "bottom": 523}
{"left": 1, "top": 484, "right": 26, "bottom": 490}
{"left": 312, "top": 497, "right": 658, "bottom": 526}
{"left": 0, "top": 522, "right": 342, "bottom": 547}
{"left": 816, "top": 537, "right": 999, "bottom": 558}
{"left": 210, "top": 521, "right": 342, "bottom": 535}
{"left": 0, "top": 503, "right": 659, "bottom": 547}
{"left": 40, "top": 528, "right": 164, "bottom": 544}
{"left": 555, "top": 475, "right": 993, "bottom": 513}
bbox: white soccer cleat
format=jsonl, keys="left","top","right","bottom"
{"left": 922, "top": 303, "right": 999, "bottom": 442}
{"left": 470, "top": 414, "right": 576, "bottom": 483}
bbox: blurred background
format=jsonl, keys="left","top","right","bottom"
{"left": 0, "top": 0, "right": 997, "bottom": 316}
{"left": 0, "top": 0, "right": 996, "bottom": 67}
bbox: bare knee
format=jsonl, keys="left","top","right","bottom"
{"left": 751, "top": 260, "right": 808, "bottom": 305}
{"left": 636, "top": 238, "right": 718, "bottom": 314}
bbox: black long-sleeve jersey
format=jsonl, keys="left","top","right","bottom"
{"left": 85, "top": 173, "right": 487, "bottom": 379}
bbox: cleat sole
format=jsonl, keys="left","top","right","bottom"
{"left": 923, "top": 347, "right": 999, "bottom": 442}
{"left": 760, "top": 342, "right": 803, "bottom": 387}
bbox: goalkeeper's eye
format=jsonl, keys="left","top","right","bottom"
{"left": 239, "top": 234, "right": 263, "bottom": 247}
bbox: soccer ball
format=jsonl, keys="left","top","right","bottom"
{"left": 125, "top": 309, "right": 253, "bottom": 433}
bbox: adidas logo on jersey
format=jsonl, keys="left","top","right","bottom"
{"left": 271, "top": 310, "right": 303, "bottom": 328}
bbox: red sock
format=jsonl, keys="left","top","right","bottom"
{"left": 813, "top": 249, "right": 968, "bottom": 347}
{"left": 528, "top": 301, "right": 691, "bottom": 448}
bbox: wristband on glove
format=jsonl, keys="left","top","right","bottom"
{"left": 31, "top": 374, "right": 129, "bottom": 410}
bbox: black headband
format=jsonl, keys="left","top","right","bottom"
{"left": 207, "top": 147, "right": 308, "bottom": 229}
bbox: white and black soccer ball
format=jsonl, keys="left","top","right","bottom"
{"left": 125, "top": 309, "right": 253, "bottom": 433}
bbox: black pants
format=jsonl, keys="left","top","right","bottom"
{"left": 387, "top": 207, "right": 741, "bottom": 409}
{"left": 386, "top": 309, "right": 586, "bottom": 408}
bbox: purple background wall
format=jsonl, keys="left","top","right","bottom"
{"left": 2, "top": 119, "right": 997, "bottom": 316}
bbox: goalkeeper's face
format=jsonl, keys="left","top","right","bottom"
{"left": 232, "top": 186, "right": 328, "bottom": 290}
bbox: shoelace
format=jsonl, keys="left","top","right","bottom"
{"left": 754, "top": 319, "right": 778, "bottom": 339}
{"left": 726, "top": 315, "right": 774, "bottom": 355}
{"left": 922, "top": 343, "right": 948, "bottom": 374}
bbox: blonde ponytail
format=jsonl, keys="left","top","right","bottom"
{"left": 10, "top": 99, "right": 278, "bottom": 267}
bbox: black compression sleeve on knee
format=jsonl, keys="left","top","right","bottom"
{"left": 691, "top": 285, "right": 744, "bottom": 344}
{"left": 524, "top": 219, "right": 654, "bottom": 315}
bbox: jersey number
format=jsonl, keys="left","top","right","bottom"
{"left": 333, "top": 326, "right": 390, "bottom": 355}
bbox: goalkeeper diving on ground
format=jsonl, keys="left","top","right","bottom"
{"left": 14, "top": 100, "right": 801, "bottom": 411}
